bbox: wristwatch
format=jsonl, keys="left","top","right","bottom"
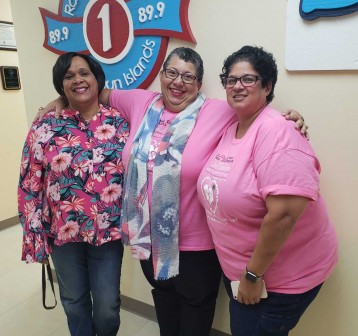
{"left": 245, "top": 267, "right": 263, "bottom": 283}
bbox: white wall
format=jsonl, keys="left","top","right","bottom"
{"left": 10, "top": 0, "right": 358, "bottom": 334}
{"left": 0, "top": 0, "right": 28, "bottom": 221}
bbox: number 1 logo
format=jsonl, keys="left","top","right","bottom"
{"left": 84, "top": 0, "right": 134, "bottom": 64}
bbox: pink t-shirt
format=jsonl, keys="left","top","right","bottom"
{"left": 197, "top": 106, "right": 338, "bottom": 293}
{"left": 110, "top": 89, "right": 236, "bottom": 251}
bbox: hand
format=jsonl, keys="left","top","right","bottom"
{"left": 34, "top": 96, "right": 66, "bottom": 122}
{"left": 282, "top": 109, "right": 309, "bottom": 140}
{"left": 236, "top": 274, "right": 263, "bottom": 305}
{"left": 40, "top": 257, "right": 49, "bottom": 265}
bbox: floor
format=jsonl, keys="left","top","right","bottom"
{"left": 0, "top": 224, "right": 160, "bottom": 336}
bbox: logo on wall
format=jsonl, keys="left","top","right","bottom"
{"left": 40, "top": 0, "right": 196, "bottom": 89}
{"left": 300, "top": 0, "right": 358, "bottom": 20}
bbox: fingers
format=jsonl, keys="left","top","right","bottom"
{"left": 38, "top": 107, "right": 46, "bottom": 121}
{"left": 301, "top": 125, "right": 310, "bottom": 140}
{"left": 34, "top": 105, "right": 56, "bottom": 122}
{"left": 282, "top": 109, "right": 305, "bottom": 125}
{"left": 294, "top": 118, "right": 304, "bottom": 129}
{"left": 285, "top": 110, "right": 310, "bottom": 140}
{"left": 55, "top": 107, "right": 62, "bottom": 119}
{"left": 285, "top": 109, "right": 301, "bottom": 121}
{"left": 281, "top": 109, "right": 292, "bottom": 117}
{"left": 236, "top": 294, "right": 261, "bottom": 305}
{"left": 294, "top": 120, "right": 309, "bottom": 139}
{"left": 282, "top": 109, "right": 301, "bottom": 119}
{"left": 40, "top": 258, "right": 49, "bottom": 265}
{"left": 33, "top": 107, "right": 44, "bottom": 122}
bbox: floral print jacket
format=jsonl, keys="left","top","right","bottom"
{"left": 18, "top": 106, "right": 129, "bottom": 263}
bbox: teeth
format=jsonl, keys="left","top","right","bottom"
{"left": 74, "top": 88, "right": 87, "bottom": 93}
{"left": 170, "top": 88, "right": 183, "bottom": 94}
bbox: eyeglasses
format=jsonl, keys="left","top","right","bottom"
{"left": 163, "top": 69, "right": 198, "bottom": 84}
{"left": 223, "top": 75, "right": 262, "bottom": 88}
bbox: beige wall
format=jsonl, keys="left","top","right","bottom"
{"left": 0, "top": 0, "right": 27, "bottom": 221}
{"left": 9, "top": 0, "right": 358, "bottom": 335}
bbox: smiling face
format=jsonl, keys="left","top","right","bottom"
{"left": 226, "top": 61, "right": 271, "bottom": 118}
{"left": 62, "top": 56, "right": 99, "bottom": 111}
{"left": 160, "top": 55, "right": 202, "bottom": 113}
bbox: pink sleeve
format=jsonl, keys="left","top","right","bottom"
{"left": 257, "top": 149, "right": 320, "bottom": 200}
{"left": 18, "top": 121, "right": 52, "bottom": 263}
{"left": 109, "top": 89, "right": 158, "bottom": 123}
{"left": 252, "top": 110, "right": 321, "bottom": 201}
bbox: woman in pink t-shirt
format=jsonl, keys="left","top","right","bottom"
{"left": 198, "top": 46, "right": 338, "bottom": 336}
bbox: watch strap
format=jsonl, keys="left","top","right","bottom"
{"left": 245, "top": 267, "right": 263, "bottom": 283}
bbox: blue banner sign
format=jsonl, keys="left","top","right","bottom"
{"left": 40, "top": 0, "right": 195, "bottom": 89}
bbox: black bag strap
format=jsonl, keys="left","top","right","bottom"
{"left": 42, "top": 261, "right": 57, "bottom": 310}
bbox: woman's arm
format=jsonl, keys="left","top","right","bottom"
{"left": 98, "top": 88, "right": 112, "bottom": 105}
{"left": 18, "top": 122, "right": 51, "bottom": 263}
{"left": 236, "top": 195, "right": 308, "bottom": 305}
{"left": 35, "top": 88, "right": 113, "bottom": 121}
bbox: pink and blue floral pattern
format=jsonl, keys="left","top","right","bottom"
{"left": 18, "top": 106, "right": 129, "bottom": 263}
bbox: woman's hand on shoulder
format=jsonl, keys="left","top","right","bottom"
{"left": 35, "top": 96, "right": 67, "bottom": 122}
{"left": 282, "top": 109, "right": 309, "bottom": 140}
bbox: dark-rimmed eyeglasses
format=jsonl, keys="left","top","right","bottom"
{"left": 222, "top": 75, "right": 262, "bottom": 88}
{"left": 163, "top": 69, "right": 198, "bottom": 84}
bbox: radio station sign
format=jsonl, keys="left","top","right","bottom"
{"left": 40, "top": 0, "right": 196, "bottom": 89}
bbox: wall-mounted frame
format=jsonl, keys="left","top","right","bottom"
{"left": 1, "top": 66, "right": 21, "bottom": 90}
{"left": 0, "top": 21, "right": 17, "bottom": 51}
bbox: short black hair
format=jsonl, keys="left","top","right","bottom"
{"left": 163, "top": 47, "right": 204, "bottom": 82}
{"left": 52, "top": 52, "right": 105, "bottom": 96}
{"left": 219, "top": 46, "right": 277, "bottom": 103}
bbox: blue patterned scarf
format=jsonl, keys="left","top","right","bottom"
{"left": 121, "top": 93, "right": 206, "bottom": 280}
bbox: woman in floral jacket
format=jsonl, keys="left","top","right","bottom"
{"left": 18, "top": 52, "right": 129, "bottom": 336}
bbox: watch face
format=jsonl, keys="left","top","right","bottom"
{"left": 245, "top": 271, "right": 258, "bottom": 283}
